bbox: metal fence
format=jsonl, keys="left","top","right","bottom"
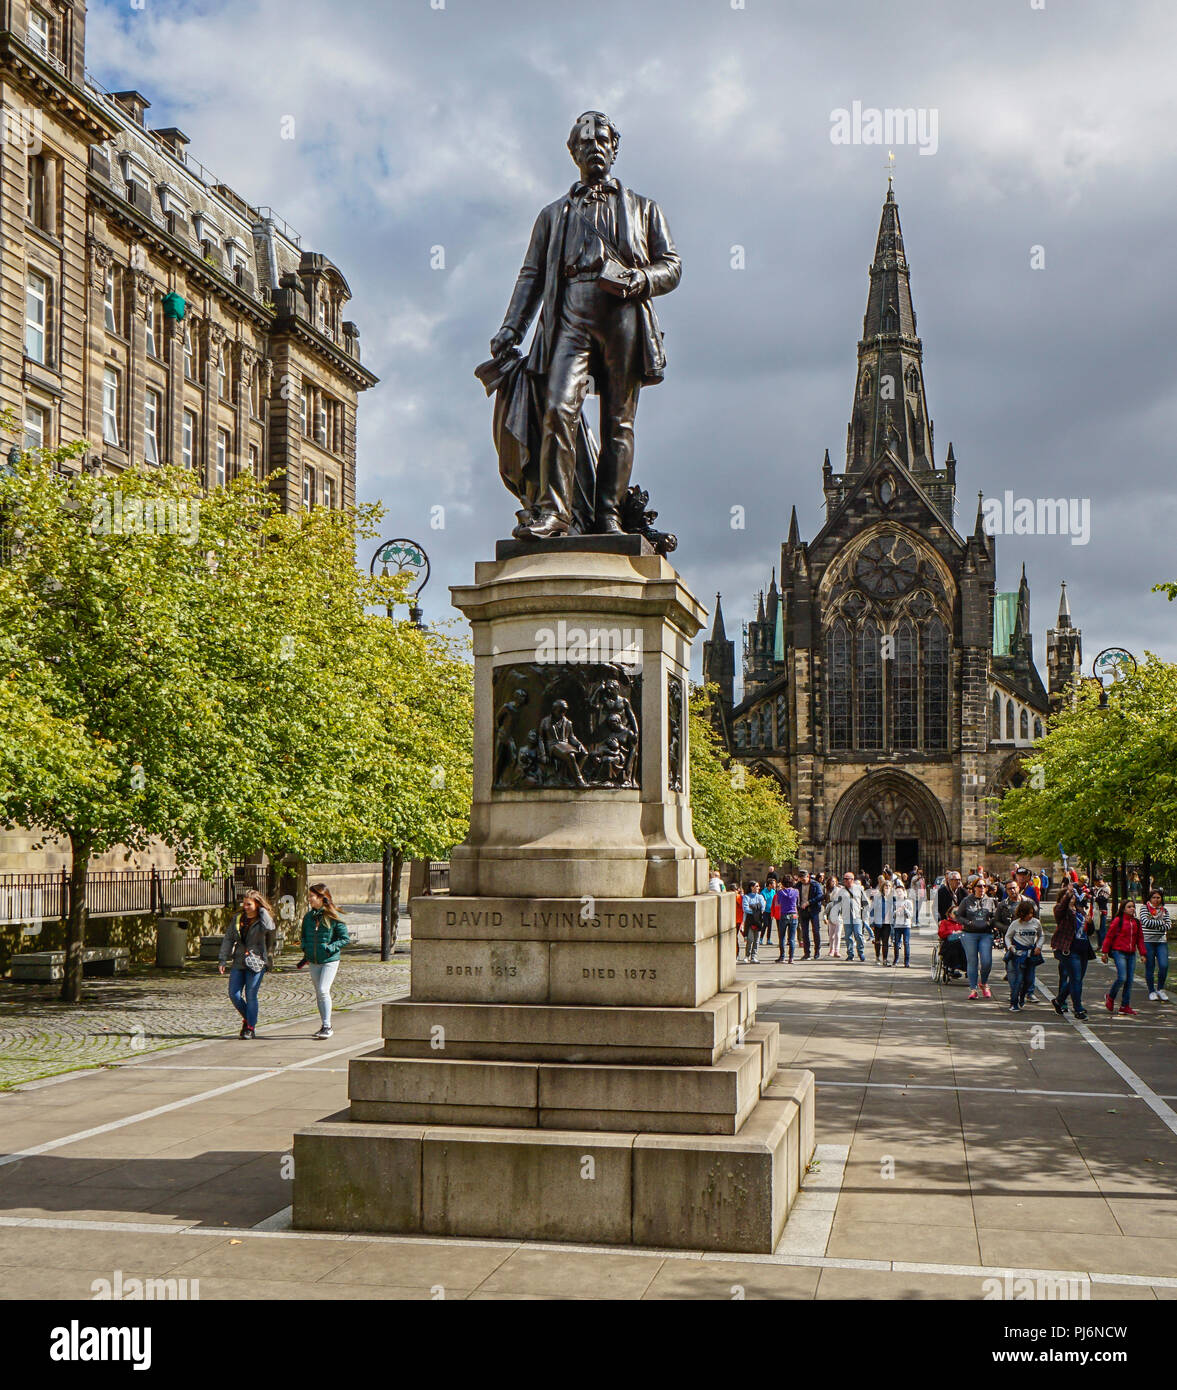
{"left": 0, "top": 867, "right": 252, "bottom": 925}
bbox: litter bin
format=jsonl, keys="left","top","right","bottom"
{"left": 155, "top": 917, "right": 190, "bottom": 968}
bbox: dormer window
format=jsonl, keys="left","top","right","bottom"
{"left": 117, "top": 148, "right": 152, "bottom": 191}
{"left": 224, "top": 236, "right": 249, "bottom": 270}
{"left": 157, "top": 182, "right": 189, "bottom": 218}
{"left": 27, "top": 7, "right": 51, "bottom": 55}
{"left": 191, "top": 211, "right": 220, "bottom": 247}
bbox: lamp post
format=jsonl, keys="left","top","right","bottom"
{"left": 369, "top": 538, "right": 431, "bottom": 957}
{"left": 1092, "top": 647, "right": 1138, "bottom": 903}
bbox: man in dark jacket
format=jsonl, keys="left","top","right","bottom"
{"left": 797, "top": 871, "right": 824, "bottom": 960}
{"left": 488, "top": 111, "right": 681, "bottom": 539}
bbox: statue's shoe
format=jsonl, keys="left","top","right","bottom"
{"left": 594, "top": 516, "right": 626, "bottom": 535}
{"left": 525, "top": 514, "right": 570, "bottom": 540}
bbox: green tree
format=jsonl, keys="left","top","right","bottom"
{"left": 0, "top": 454, "right": 450, "bottom": 998}
{"left": 995, "top": 655, "right": 1177, "bottom": 868}
{"left": 688, "top": 687, "right": 797, "bottom": 869}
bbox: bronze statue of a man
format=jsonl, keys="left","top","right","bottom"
{"left": 482, "top": 111, "right": 681, "bottom": 541}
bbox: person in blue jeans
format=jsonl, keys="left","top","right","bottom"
{"left": 1050, "top": 882, "right": 1091, "bottom": 1019}
{"left": 1004, "top": 900, "right": 1044, "bottom": 1011}
{"left": 953, "top": 876, "right": 995, "bottom": 999}
{"left": 218, "top": 891, "right": 276, "bottom": 1039}
{"left": 775, "top": 875, "right": 801, "bottom": 963}
{"left": 1140, "top": 891, "right": 1171, "bottom": 1002}
{"left": 831, "top": 873, "right": 867, "bottom": 961}
{"left": 297, "top": 882, "right": 351, "bottom": 1039}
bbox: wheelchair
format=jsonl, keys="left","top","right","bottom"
{"left": 930, "top": 930, "right": 968, "bottom": 984}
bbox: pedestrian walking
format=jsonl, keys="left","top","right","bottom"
{"left": 797, "top": 870, "right": 821, "bottom": 960}
{"left": 1101, "top": 899, "right": 1145, "bottom": 1017}
{"left": 762, "top": 875, "right": 779, "bottom": 952}
{"left": 870, "top": 874, "right": 893, "bottom": 964}
{"left": 296, "top": 883, "right": 351, "bottom": 1039}
{"left": 953, "top": 875, "right": 995, "bottom": 1000}
{"left": 1004, "top": 900, "right": 1044, "bottom": 1011}
{"left": 889, "top": 880, "right": 913, "bottom": 966}
{"left": 218, "top": 890, "right": 277, "bottom": 1039}
{"left": 830, "top": 872, "right": 867, "bottom": 961}
{"left": 823, "top": 873, "right": 841, "bottom": 957}
{"left": 1140, "top": 890, "right": 1171, "bottom": 1001}
{"left": 775, "top": 874, "right": 800, "bottom": 963}
{"left": 741, "top": 881, "right": 766, "bottom": 963}
{"left": 1050, "top": 882, "right": 1092, "bottom": 1019}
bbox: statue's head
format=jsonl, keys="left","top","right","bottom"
{"left": 552, "top": 699, "right": 569, "bottom": 717}
{"left": 567, "top": 110, "right": 619, "bottom": 182}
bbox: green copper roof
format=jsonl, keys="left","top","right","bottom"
{"left": 773, "top": 593, "right": 785, "bottom": 663}
{"left": 993, "top": 591, "right": 1017, "bottom": 656}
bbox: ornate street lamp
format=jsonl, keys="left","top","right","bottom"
{"left": 370, "top": 536, "right": 430, "bottom": 627}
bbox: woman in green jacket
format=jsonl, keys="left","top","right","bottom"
{"left": 296, "top": 883, "right": 350, "bottom": 1039}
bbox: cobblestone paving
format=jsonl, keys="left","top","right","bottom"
{"left": 0, "top": 945, "right": 409, "bottom": 1090}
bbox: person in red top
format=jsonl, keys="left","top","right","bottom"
{"left": 1101, "top": 900, "right": 1145, "bottom": 1017}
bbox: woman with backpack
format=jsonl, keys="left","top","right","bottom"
{"left": 1101, "top": 899, "right": 1145, "bottom": 1018}
{"left": 296, "top": 883, "right": 351, "bottom": 1039}
{"left": 218, "top": 890, "right": 277, "bottom": 1039}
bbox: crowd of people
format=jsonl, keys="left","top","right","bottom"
{"left": 711, "top": 861, "right": 1172, "bottom": 1020}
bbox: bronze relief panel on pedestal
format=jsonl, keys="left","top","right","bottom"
{"left": 493, "top": 663, "right": 641, "bottom": 790}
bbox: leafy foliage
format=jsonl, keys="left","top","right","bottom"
{"left": 688, "top": 687, "right": 798, "bottom": 867}
{"left": 996, "top": 655, "right": 1177, "bottom": 864}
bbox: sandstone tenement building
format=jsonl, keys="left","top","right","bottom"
{"left": 0, "top": 0, "right": 377, "bottom": 872}
{"left": 704, "top": 187, "right": 1082, "bottom": 879}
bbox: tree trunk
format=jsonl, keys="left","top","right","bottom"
{"left": 1142, "top": 851, "right": 1153, "bottom": 902}
{"left": 380, "top": 844, "right": 394, "bottom": 962}
{"left": 390, "top": 849, "right": 404, "bottom": 952}
{"left": 61, "top": 835, "right": 91, "bottom": 1003}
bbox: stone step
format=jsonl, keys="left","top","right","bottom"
{"left": 293, "top": 1069, "right": 815, "bottom": 1253}
{"left": 378, "top": 982, "right": 757, "bottom": 1065}
{"left": 347, "top": 1021, "right": 780, "bottom": 1135}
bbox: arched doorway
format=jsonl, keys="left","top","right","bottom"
{"left": 826, "top": 771, "right": 949, "bottom": 881}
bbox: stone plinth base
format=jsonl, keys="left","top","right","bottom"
{"left": 293, "top": 1069, "right": 814, "bottom": 1253}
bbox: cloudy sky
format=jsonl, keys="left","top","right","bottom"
{"left": 89, "top": 0, "right": 1177, "bottom": 685}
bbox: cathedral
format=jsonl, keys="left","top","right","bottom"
{"left": 703, "top": 185, "right": 1083, "bottom": 881}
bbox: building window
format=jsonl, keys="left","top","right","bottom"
{"left": 322, "top": 473, "right": 336, "bottom": 509}
{"left": 217, "top": 347, "right": 228, "bottom": 400}
{"left": 1005, "top": 699, "right": 1015, "bottom": 742}
{"left": 215, "top": 429, "right": 229, "bottom": 486}
{"left": 102, "top": 367, "right": 120, "bottom": 446}
{"left": 890, "top": 619, "right": 918, "bottom": 750}
{"left": 991, "top": 692, "right": 1002, "bottom": 740}
{"left": 23, "top": 402, "right": 46, "bottom": 452}
{"left": 303, "top": 466, "right": 314, "bottom": 511}
{"left": 181, "top": 409, "right": 197, "bottom": 470}
{"left": 145, "top": 295, "right": 161, "bottom": 358}
{"left": 24, "top": 270, "right": 47, "bottom": 363}
{"left": 103, "top": 264, "right": 118, "bottom": 333}
{"left": 1034, "top": 718, "right": 1044, "bottom": 740}
{"left": 183, "top": 322, "right": 194, "bottom": 380}
{"left": 857, "top": 620, "right": 883, "bottom": 750}
{"left": 27, "top": 152, "right": 53, "bottom": 231}
{"left": 827, "top": 620, "right": 852, "bottom": 752}
{"left": 923, "top": 618, "right": 949, "bottom": 750}
{"left": 248, "top": 442, "right": 260, "bottom": 480}
{"left": 775, "top": 694, "right": 787, "bottom": 749}
{"left": 27, "top": 6, "right": 51, "bottom": 55}
{"left": 144, "top": 388, "right": 161, "bottom": 465}
{"left": 1020, "top": 707, "right": 1030, "bottom": 742}
{"left": 300, "top": 383, "right": 313, "bottom": 437}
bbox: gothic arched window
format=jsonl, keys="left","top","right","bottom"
{"left": 1020, "top": 708, "right": 1030, "bottom": 741}
{"left": 775, "top": 694, "right": 787, "bottom": 749}
{"left": 860, "top": 370, "right": 872, "bottom": 399}
{"left": 1005, "top": 699, "right": 1015, "bottom": 743}
{"left": 857, "top": 620, "right": 883, "bottom": 750}
{"left": 890, "top": 619, "right": 918, "bottom": 750}
{"left": 991, "top": 692, "right": 1002, "bottom": 740}
{"left": 923, "top": 618, "right": 949, "bottom": 749}
{"left": 1034, "top": 718, "right": 1044, "bottom": 740}
{"left": 827, "top": 621, "right": 852, "bottom": 752}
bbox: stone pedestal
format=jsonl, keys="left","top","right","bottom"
{"left": 293, "top": 545, "right": 815, "bottom": 1253}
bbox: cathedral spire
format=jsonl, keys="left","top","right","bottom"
{"left": 1056, "top": 580, "right": 1071, "bottom": 627}
{"left": 787, "top": 505, "right": 801, "bottom": 548}
{"left": 844, "top": 185, "right": 933, "bottom": 475}
{"left": 710, "top": 592, "right": 727, "bottom": 642}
